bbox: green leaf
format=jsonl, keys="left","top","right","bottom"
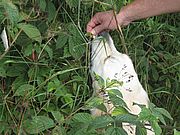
{"left": 67, "top": 23, "right": 85, "bottom": 59}
{"left": 138, "top": 107, "right": 157, "bottom": 121}
{"left": 93, "top": 72, "right": 105, "bottom": 88}
{"left": 73, "top": 113, "right": 93, "bottom": 123}
{"left": 105, "top": 126, "right": 128, "bottom": 135}
{"left": 115, "top": 114, "right": 139, "bottom": 125}
{"left": 48, "top": 82, "right": 56, "bottom": 92}
{"left": 2, "top": 0, "right": 19, "bottom": 23}
{"left": 89, "top": 115, "right": 114, "bottom": 129}
{"left": 51, "top": 111, "right": 64, "bottom": 124}
{"left": 85, "top": 97, "right": 104, "bottom": 109}
{"left": 47, "top": 1, "right": 56, "bottom": 22}
{"left": 14, "top": 84, "right": 34, "bottom": 96}
{"left": 65, "top": 0, "right": 79, "bottom": 8}
{"left": 108, "top": 93, "right": 128, "bottom": 109}
{"left": 17, "top": 23, "right": 42, "bottom": 43}
{"left": 151, "top": 120, "right": 162, "bottom": 135}
{"left": 112, "top": 106, "right": 128, "bottom": 116}
{"left": 44, "top": 45, "right": 53, "bottom": 59}
{"left": 174, "top": 129, "right": 180, "bottom": 135}
{"left": 108, "top": 89, "right": 123, "bottom": 98}
{"left": 52, "top": 125, "right": 66, "bottom": 135}
{"left": 135, "top": 126, "right": 147, "bottom": 135}
{"left": 68, "top": 36, "right": 85, "bottom": 59}
{"left": 23, "top": 116, "right": 55, "bottom": 134}
{"left": 152, "top": 110, "right": 166, "bottom": 125}
{"left": 56, "top": 33, "right": 68, "bottom": 49}
{"left": 37, "top": 0, "right": 46, "bottom": 11}
{"left": 0, "top": 66, "right": 6, "bottom": 77}
{"left": 154, "top": 108, "right": 173, "bottom": 120}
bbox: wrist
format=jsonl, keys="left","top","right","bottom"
{"left": 117, "top": 6, "right": 132, "bottom": 26}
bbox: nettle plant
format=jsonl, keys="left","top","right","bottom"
{"left": 71, "top": 73, "right": 172, "bottom": 135}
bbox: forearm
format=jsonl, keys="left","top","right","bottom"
{"left": 119, "top": 0, "right": 180, "bottom": 23}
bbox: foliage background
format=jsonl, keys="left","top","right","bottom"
{"left": 0, "top": 0, "right": 179, "bottom": 134}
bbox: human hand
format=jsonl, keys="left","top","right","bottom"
{"left": 86, "top": 10, "right": 130, "bottom": 35}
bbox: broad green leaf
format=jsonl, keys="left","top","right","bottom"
{"left": 112, "top": 106, "right": 128, "bottom": 116}
{"left": 0, "top": 66, "right": 6, "bottom": 77}
{"left": 23, "top": 116, "right": 55, "bottom": 134}
{"left": 73, "top": 113, "right": 93, "bottom": 123}
{"left": 135, "top": 126, "right": 147, "bottom": 135}
{"left": 67, "top": 23, "right": 85, "bottom": 59}
{"left": 44, "top": 45, "right": 53, "bottom": 59}
{"left": 48, "top": 82, "right": 56, "bottom": 92}
{"left": 51, "top": 111, "right": 64, "bottom": 124}
{"left": 65, "top": 0, "right": 79, "bottom": 8}
{"left": 18, "top": 23, "right": 42, "bottom": 43}
{"left": 138, "top": 107, "right": 157, "bottom": 121}
{"left": 85, "top": 97, "right": 104, "bottom": 109}
{"left": 105, "top": 127, "right": 128, "bottom": 135}
{"left": 152, "top": 110, "right": 166, "bottom": 125}
{"left": 47, "top": 1, "right": 56, "bottom": 22}
{"left": 52, "top": 125, "right": 66, "bottom": 135}
{"left": 24, "top": 44, "right": 33, "bottom": 56}
{"left": 89, "top": 115, "right": 114, "bottom": 129}
{"left": 115, "top": 114, "right": 139, "bottom": 125}
{"left": 108, "top": 93, "right": 128, "bottom": 109}
{"left": 151, "top": 120, "right": 162, "bottom": 135}
{"left": 154, "top": 108, "right": 173, "bottom": 120}
{"left": 174, "top": 129, "right": 180, "bottom": 135}
{"left": 56, "top": 33, "right": 68, "bottom": 49}
{"left": 6, "top": 64, "right": 26, "bottom": 77}
{"left": 68, "top": 36, "right": 85, "bottom": 59}
{"left": 93, "top": 72, "right": 105, "bottom": 88}
{"left": 14, "top": 84, "right": 34, "bottom": 96}
{"left": 2, "top": 0, "right": 19, "bottom": 23}
{"left": 37, "top": 0, "right": 46, "bottom": 11}
{"left": 108, "top": 89, "right": 123, "bottom": 98}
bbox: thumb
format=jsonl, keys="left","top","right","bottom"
{"left": 91, "top": 24, "right": 105, "bottom": 35}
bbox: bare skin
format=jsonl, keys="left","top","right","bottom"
{"left": 86, "top": 0, "right": 180, "bottom": 35}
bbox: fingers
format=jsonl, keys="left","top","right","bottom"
{"left": 86, "top": 13, "right": 102, "bottom": 35}
{"left": 91, "top": 24, "right": 105, "bottom": 35}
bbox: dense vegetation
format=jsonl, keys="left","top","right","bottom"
{"left": 0, "top": 0, "right": 179, "bottom": 134}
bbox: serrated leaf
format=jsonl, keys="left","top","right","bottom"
{"left": 18, "top": 23, "right": 42, "bottom": 43}
{"left": 115, "top": 114, "right": 139, "bottom": 125}
{"left": 56, "top": 33, "right": 68, "bottom": 49}
{"left": 136, "top": 126, "right": 147, "bottom": 135}
{"left": 68, "top": 36, "right": 85, "bottom": 59}
{"left": 51, "top": 111, "right": 64, "bottom": 124}
{"left": 138, "top": 107, "right": 157, "bottom": 121}
{"left": 105, "top": 127, "right": 128, "bottom": 135}
{"left": 112, "top": 106, "right": 128, "bottom": 116}
{"left": 154, "top": 108, "right": 173, "bottom": 120}
{"left": 14, "top": 84, "right": 34, "bottom": 96}
{"left": 52, "top": 125, "right": 66, "bottom": 135}
{"left": 0, "top": 66, "right": 6, "bottom": 77}
{"left": 73, "top": 113, "right": 93, "bottom": 123}
{"left": 174, "top": 129, "right": 180, "bottom": 135}
{"left": 152, "top": 110, "right": 166, "bottom": 125}
{"left": 108, "top": 93, "right": 128, "bottom": 109}
{"left": 44, "top": 45, "right": 53, "bottom": 59}
{"left": 151, "top": 120, "right": 162, "bottom": 135}
{"left": 2, "top": 0, "right": 19, "bottom": 23}
{"left": 89, "top": 115, "right": 114, "bottom": 130}
{"left": 47, "top": 1, "right": 56, "bottom": 22}
{"left": 108, "top": 89, "right": 123, "bottom": 98}
{"left": 65, "top": 0, "right": 79, "bottom": 8}
{"left": 23, "top": 116, "right": 55, "bottom": 134}
{"left": 37, "top": 0, "right": 46, "bottom": 11}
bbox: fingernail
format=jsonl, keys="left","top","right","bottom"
{"left": 91, "top": 29, "right": 96, "bottom": 35}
